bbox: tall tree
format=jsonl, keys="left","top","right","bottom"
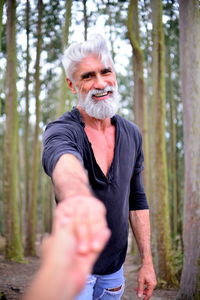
{"left": 26, "top": 0, "right": 43, "bottom": 256}
{"left": 150, "top": 0, "right": 176, "bottom": 285}
{"left": 42, "top": 175, "right": 53, "bottom": 233}
{"left": 0, "top": 0, "right": 4, "bottom": 116}
{"left": 83, "top": 0, "right": 88, "bottom": 41}
{"left": 167, "top": 50, "right": 178, "bottom": 238}
{"left": 127, "top": 0, "right": 150, "bottom": 197}
{"left": 24, "top": 0, "right": 30, "bottom": 231}
{"left": 176, "top": 1, "right": 200, "bottom": 299}
{"left": 0, "top": 0, "right": 4, "bottom": 52}
{"left": 3, "top": 0, "right": 24, "bottom": 261}
{"left": 57, "top": 0, "right": 72, "bottom": 117}
{"left": 164, "top": 0, "right": 180, "bottom": 241}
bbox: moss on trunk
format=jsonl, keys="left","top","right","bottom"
{"left": 3, "top": 0, "right": 24, "bottom": 262}
{"left": 127, "top": 0, "right": 150, "bottom": 197}
{"left": 26, "top": 0, "right": 43, "bottom": 256}
{"left": 150, "top": 0, "right": 177, "bottom": 286}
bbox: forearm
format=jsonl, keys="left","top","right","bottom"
{"left": 52, "top": 153, "right": 92, "bottom": 201}
{"left": 129, "top": 209, "right": 153, "bottom": 265}
{"left": 22, "top": 265, "right": 68, "bottom": 300}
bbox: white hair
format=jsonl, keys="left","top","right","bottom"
{"left": 61, "top": 34, "right": 115, "bottom": 81}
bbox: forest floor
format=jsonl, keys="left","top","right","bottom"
{"left": 0, "top": 253, "right": 178, "bottom": 300}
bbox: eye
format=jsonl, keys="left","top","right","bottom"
{"left": 82, "top": 74, "right": 91, "bottom": 80}
{"left": 81, "top": 72, "right": 95, "bottom": 80}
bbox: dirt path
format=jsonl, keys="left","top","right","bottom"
{"left": 0, "top": 254, "right": 178, "bottom": 300}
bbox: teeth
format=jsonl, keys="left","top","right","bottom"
{"left": 93, "top": 92, "right": 108, "bottom": 97}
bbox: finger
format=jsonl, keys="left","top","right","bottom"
{"left": 137, "top": 279, "right": 144, "bottom": 298}
{"left": 91, "top": 221, "right": 109, "bottom": 251}
{"left": 143, "top": 286, "right": 154, "bottom": 300}
{"left": 52, "top": 200, "right": 75, "bottom": 233}
{"left": 91, "top": 227, "right": 111, "bottom": 253}
{"left": 39, "top": 235, "right": 52, "bottom": 258}
{"left": 75, "top": 206, "right": 90, "bottom": 254}
{"left": 87, "top": 204, "right": 108, "bottom": 251}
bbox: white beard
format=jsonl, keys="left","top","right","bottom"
{"left": 77, "top": 86, "right": 119, "bottom": 120}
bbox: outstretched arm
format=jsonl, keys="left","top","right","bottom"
{"left": 51, "top": 153, "right": 109, "bottom": 254}
{"left": 129, "top": 209, "right": 157, "bottom": 300}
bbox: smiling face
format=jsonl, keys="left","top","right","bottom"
{"left": 71, "top": 55, "right": 117, "bottom": 98}
{"left": 67, "top": 55, "right": 119, "bottom": 119}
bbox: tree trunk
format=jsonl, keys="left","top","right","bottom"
{"left": 106, "top": 2, "right": 115, "bottom": 62}
{"left": 0, "top": 0, "right": 4, "bottom": 113}
{"left": 166, "top": 47, "right": 178, "bottom": 239}
{"left": 176, "top": 1, "right": 200, "bottom": 299}
{"left": 42, "top": 175, "right": 53, "bottom": 234}
{"left": 24, "top": 0, "right": 30, "bottom": 235}
{"left": 127, "top": 0, "right": 150, "bottom": 198}
{"left": 0, "top": 0, "right": 4, "bottom": 52}
{"left": 57, "top": 0, "right": 72, "bottom": 117}
{"left": 26, "top": 0, "right": 43, "bottom": 256}
{"left": 150, "top": 0, "right": 176, "bottom": 285}
{"left": 83, "top": 0, "right": 87, "bottom": 41}
{"left": 3, "top": 0, "right": 24, "bottom": 262}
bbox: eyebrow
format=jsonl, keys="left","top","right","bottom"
{"left": 101, "top": 67, "right": 112, "bottom": 73}
{"left": 80, "top": 67, "right": 112, "bottom": 80}
{"left": 81, "top": 71, "right": 95, "bottom": 79}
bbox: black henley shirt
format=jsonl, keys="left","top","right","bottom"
{"left": 42, "top": 107, "right": 149, "bottom": 275}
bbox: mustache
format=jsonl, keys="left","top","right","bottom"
{"left": 87, "top": 86, "right": 116, "bottom": 99}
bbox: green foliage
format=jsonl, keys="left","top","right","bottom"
{"left": 171, "top": 244, "right": 183, "bottom": 280}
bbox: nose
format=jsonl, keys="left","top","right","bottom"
{"left": 94, "top": 74, "right": 107, "bottom": 89}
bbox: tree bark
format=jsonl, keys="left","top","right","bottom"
{"left": 150, "top": 0, "right": 176, "bottom": 285}
{"left": 127, "top": 0, "right": 150, "bottom": 198}
{"left": 0, "top": 0, "right": 4, "bottom": 52}
{"left": 42, "top": 175, "right": 53, "bottom": 233}
{"left": 0, "top": 0, "right": 4, "bottom": 114}
{"left": 24, "top": 0, "right": 30, "bottom": 235}
{"left": 176, "top": 1, "right": 200, "bottom": 298}
{"left": 166, "top": 47, "right": 178, "bottom": 239}
{"left": 26, "top": 0, "right": 43, "bottom": 256}
{"left": 57, "top": 0, "right": 72, "bottom": 117}
{"left": 3, "top": 0, "right": 24, "bottom": 262}
{"left": 83, "top": 0, "right": 87, "bottom": 41}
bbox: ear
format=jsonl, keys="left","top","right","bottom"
{"left": 66, "top": 78, "right": 76, "bottom": 94}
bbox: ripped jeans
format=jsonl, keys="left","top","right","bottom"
{"left": 75, "top": 266, "right": 125, "bottom": 300}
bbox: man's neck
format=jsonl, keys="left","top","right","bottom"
{"left": 77, "top": 106, "right": 112, "bottom": 131}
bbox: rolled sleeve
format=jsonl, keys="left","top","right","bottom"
{"left": 42, "top": 122, "right": 83, "bottom": 177}
{"left": 129, "top": 131, "right": 149, "bottom": 210}
{"left": 129, "top": 172, "right": 149, "bottom": 210}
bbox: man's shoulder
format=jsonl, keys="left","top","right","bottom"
{"left": 115, "top": 114, "right": 141, "bottom": 136}
{"left": 46, "top": 108, "right": 82, "bottom": 130}
{"left": 43, "top": 108, "right": 84, "bottom": 140}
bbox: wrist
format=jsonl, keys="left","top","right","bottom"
{"left": 141, "top": 257, "right": 154, "bottom": 266}
{"left": 141, "top": 251, "right": 153, "bottom": 265}
{"left": 57, "top": 186, "right": 93, "bottom": 202}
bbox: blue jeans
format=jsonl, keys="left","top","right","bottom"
{"left": 75, "top": 266, "right": 125, "bottom": 300}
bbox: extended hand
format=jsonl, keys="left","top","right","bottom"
{"left": 136, "top": 263, "right": 157, "bottom": 300}
{"left": 39, "top": 198, "right": 110, "bottom": 300}
{"left": 54, "top": 195, "right": 110, "bottom": 254}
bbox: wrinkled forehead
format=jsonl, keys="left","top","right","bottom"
{"left": 72, "top": 54, "right": 115, "bottom": 80}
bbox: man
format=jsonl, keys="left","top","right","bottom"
{"left": 42, "top": 34, "right": 157, "bottom": 300}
